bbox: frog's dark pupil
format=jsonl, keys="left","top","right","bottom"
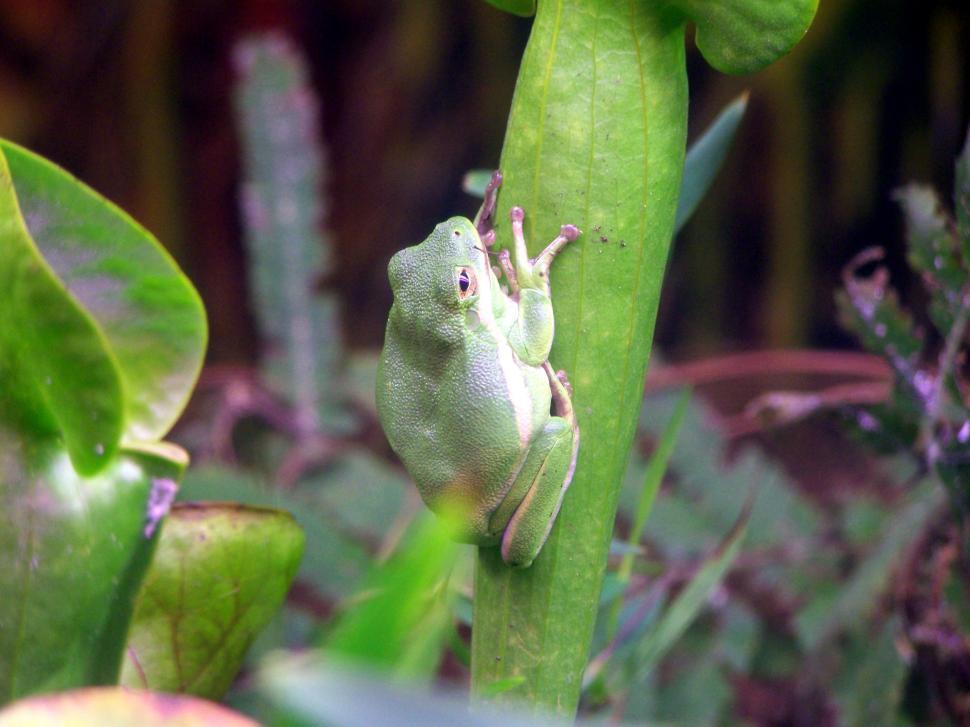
{"left": 459, "top": 271, "right": 470, "bottom": 292}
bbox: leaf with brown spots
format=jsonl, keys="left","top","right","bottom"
{"left": 120, "top": 502, "right": 304, "bottom": 699}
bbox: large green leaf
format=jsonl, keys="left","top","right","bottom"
{"left": 0, "top": 140, "right": 206, "bottom": 448}
{"left": 0, "top": 139, "right": 207, "bottom": 705}
{"left": 120, "top": 503, "right": 304, "bottom": 699}
{"left": 177, "top": 464, "right": 374, "bottom": 600}
{"left": 0, "top": 146, "right": 122, "bottom": 475}
{"left": 0, "top": 442, "right": 187, "bottom": 702}
{"left": 471, "top": 2, "right": 816, "bottom": 713}
{"left": 472, "top": 1, "right": 690, "bottom": 712}
{"left": 0, "top": 687, "right": 258, "bottom": 727}
{"left": 668, "top": 0, "right": 819, "bottom": 75}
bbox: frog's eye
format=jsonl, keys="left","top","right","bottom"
{"left": 457, "top": 266, "right": 478, "bottom": 299}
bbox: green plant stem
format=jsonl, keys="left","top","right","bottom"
{"left": 470, "top": 0, "right": 688, "bottom": 715}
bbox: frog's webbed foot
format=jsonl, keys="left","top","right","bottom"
{"left": 474, "top": 170, "right": 503, "bottom": 245}
{"left": 510, "top": 206, "right": 581, "bottom": 295}
{"left": 533, "top": 223, "right": 581, "bottom": 273}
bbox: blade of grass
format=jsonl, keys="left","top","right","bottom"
{"left": 674, "top": 93, "right": 748, "bottom": 234}
{"left": 606, "top": 388, "right": 692, "bottom": 639}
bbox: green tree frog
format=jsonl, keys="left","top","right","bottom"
{"left": 376, "top": 173, "right": 580, "bottom": 567}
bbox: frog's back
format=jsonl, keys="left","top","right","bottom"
{"left": 377, "top": 318, "right": 549, "bottom": 542}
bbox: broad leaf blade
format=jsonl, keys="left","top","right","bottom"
{"left": 121, "top": 503, "right": 305, "bottom": 699}
{"left": 0, "top": 442, "right": 187, "bottom": 702}
{"left": 0, "top": 145, "right": 123, "bottom": 474}
{"left": 670, "top": 0, "right": 819, "bottom": 74}
{"left": 0, "top": 139, "right": 207, "bottom": 445}
{"left": 177, "top": 464, "right": 373, "bottom": 599}
{"left": 472, "top": 1, "right": 691, "bottom": 712}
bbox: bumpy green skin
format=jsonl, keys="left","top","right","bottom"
{"left": 376, "top": 216, "right": 577, "bottom": 567}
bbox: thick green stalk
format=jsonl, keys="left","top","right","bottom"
{"left": 471, "top": 0, "right": 688, "bottom": 714}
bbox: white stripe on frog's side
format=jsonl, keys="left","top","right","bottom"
{"left": 471, "top": 241, "right": 533, "bottom": 450}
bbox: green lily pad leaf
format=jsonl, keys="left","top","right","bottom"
{"left": 0, "top": 687, "right": 258, "bottom": 727}
{"left": 0, "top": 147, "right": 123, "bottom": 475}
{"left": 482, "top": 0, "right": 535, "bottom": 17}
{"left": 669, "top": 0, "right": 819, "bottom": 74}
{"left": 0, "top": 139, "right": 207, "bottom": 446}
{"left": 120, "top": 502, "right": 305, "bottom": 699}
{"left": 0, "top": 440, "right": 187, "bottom": 702}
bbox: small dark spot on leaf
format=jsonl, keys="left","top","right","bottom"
{"left": 600, "top": 236, "right": 608, "bottom": 243}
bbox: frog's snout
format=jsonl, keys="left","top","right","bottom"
{"left": 387, "top": 248, "right": 407, "bottom": 294}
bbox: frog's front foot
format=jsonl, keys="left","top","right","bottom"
{"left": 559, "top": 224, "right": 581, "bottom": 242}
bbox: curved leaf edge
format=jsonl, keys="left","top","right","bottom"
{"left": 670, "top": 0, "right": 820, "bottom": 75}
{"left": 0, "top": 139, "right": 209, "bottom": 444}
{"left": 0, "top": 145, "right": 124, "bottom": 475}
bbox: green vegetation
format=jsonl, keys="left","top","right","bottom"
{"left": 3, "top": 3, "right": 970, "bottom": 725}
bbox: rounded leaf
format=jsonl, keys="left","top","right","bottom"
{"left": 0, "top": 139, "right": 207, "bottom": 444}
{"left": 0, "top": 148, "right": 123, "bottom": 474}
{"left": 121, "top": 502, "right": 305, "bottom": 699}
{"left": 0, "top": 439, "right": 188, "bottom": 699}
{"left": 670, "top": 0, "right": 819, "bottom": 74}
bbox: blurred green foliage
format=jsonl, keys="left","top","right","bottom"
{"left": 1, "top": 1, "right": 968, "bottom": 724}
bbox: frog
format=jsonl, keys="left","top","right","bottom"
{"left": 375, "top": 171, "right": 580, "bottom": 567}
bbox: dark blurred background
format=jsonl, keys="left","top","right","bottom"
{"left": 0, "top": 0, "right": 967, "bottom": 364}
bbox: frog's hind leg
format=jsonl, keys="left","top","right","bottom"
{"left": 497, "top": 364, "right": 580, "bottom": 567}
{"left": 497, "top": 416, "right": 576, "bottom": 567}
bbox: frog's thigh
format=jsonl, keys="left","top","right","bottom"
{"left": 499, "top": 416, "right": 574, "bottom": 567}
